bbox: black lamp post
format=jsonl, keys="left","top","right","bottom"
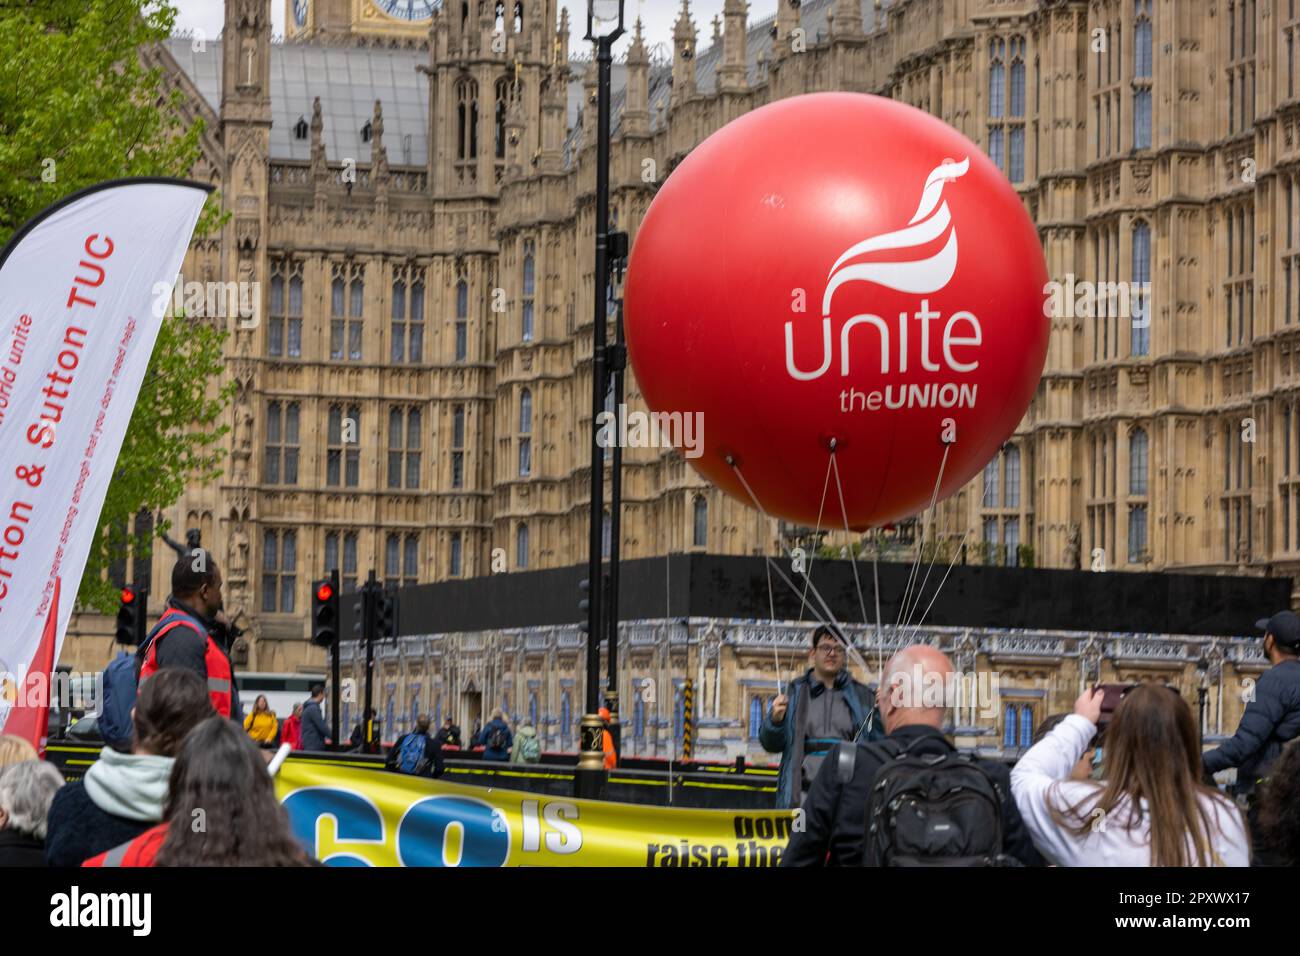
{"left": 605, "top": 232, "right": 629, "bottom": 763}
{"left": 1195, "top": 654, "right": 1210, "bottom": 748}
{"left": 578, "top": 0, "right": 625, "bottom": 801}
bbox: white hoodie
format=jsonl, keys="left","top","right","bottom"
{"left": 1010, "top": 714, "right": 1251, "bottom": 866}
{"left": 82, "top": 747, "right": 173, "bottom": 823}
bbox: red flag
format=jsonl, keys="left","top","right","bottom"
{"left": 4, "top": 577, "right": 60, "bottom": 756}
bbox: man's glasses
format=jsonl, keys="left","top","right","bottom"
{"left": 815, "top": 643, "right": 844, "bottom": 655}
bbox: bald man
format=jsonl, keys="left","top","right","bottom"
{"left": 782, "top": 644, "right": 1043, "bottom": 867}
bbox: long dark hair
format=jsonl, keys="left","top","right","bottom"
{"left": 155, "top": 717, "right": 314, "bottom": 867}
{"left": 1258, "top": 743, "right": 1300, "bottom": 865}
{"left": 1047, "top": 684, "right": 1245, "bottom": 866}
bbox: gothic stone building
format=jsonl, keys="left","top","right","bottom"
{"left": 56, "top": 0, "right": 1295, "bottom": 755}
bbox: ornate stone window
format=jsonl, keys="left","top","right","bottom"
{"left": 268, "top": 259, "right": 303, "bottom": 359}
{"left": 451, "top": 404, "right": 466, "bottom": 489}
{"left": 324, "top": 530, "right": 358, "bottom": 593}
{"left": 1132, "top": 0, "right": 1152, "bottom": 148}
{"left": 386, "top": 532, "right": 419, "bottom": 587}
{"left": 262, "top": 529, "right": 297, "bottom": 613}
{"left": 1222, "top": 418, "right": 1253, "bottom": 562}
{"left": 518, "top": 388, "right": 532, "bottom": 478}
{"left": 449, "top": 531, "right": 463, "bottom": 578}
{"left": 1128, "top": 427, "right": 1149, "bottom": 562}
{"left": 330, "top": 262, "right": 364, "bottom": 362}
{"left": 1131, "top": 219, "right": 1151, "bottom": 356}
{"left": 326, "top": 404, "right": 361, "bottom": 488}
{"left": 1088, "top": 428, "right": 1117, "bottom": 567}
{"left": 521, "top": 239, "right": 535, "bottom": 342}
{"left": 387, "top": 406, "right": 422, "bottom": 490}
{"left": 264, "top": 400, "right": 300, "bottom": 485}
{"left": 987, "top": 37, "right": 1024, "bottom": 180}
{"left": 391, "top": 267, "right": 425, "bottom": 363}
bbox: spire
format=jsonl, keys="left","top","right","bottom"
{"left": 430, "top": 0, "right": 449, "bottom": 57}
{"left": 580, "top": 58, "right": 599, "bottom": 143}
{"left": 310, "top": 96, "right": 326, "bottom": 184}
{"left": 775, "top": 0, "right": 801, "bottom": 56}
{"left": 475, "top": 0, "right": 494, "bottom": 55}
{"left": 719, "top": 0, "right": 749, "bottom": 94}
{"left": 628, "top": 16, "right": 648, "bottom": 63}
{"left": 538, "top": 58, "right": 566, "bottom": 173}
{"left": 310, "top": 96, "right": 328, "bottom": 218}
{"left": 832, "top": 0, "right": 864, "bottom": 37}
{"left": 671, "top": 0, "right": 697, "bottom": 108}
{"left": 504, "top": 89, "right": 526, "bottom": 180}
{"left": 220, "top": 0, "right": 270, "bottom": 123}
{"left": 556, "top": 5, "right": 570, "bottom": 65}
{"left": 624, "top": 18, "right": 650, "bottom": 137}
{"left": 369, "top": 100, "right": 388, "bottom": 184}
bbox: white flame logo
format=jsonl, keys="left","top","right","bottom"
{"left": 785, "top": 157, "right": 971, "bottom": 381}
{"left": 824, "top": 157, "right": 969, "bottom": 309}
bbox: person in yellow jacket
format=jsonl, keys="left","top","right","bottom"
{"left": 243, "top": 695, "right": 279, "bottom": 749}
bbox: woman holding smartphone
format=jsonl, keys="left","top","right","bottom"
{"left": 1010, "top": 684, "right": 1250, "bottom": 866}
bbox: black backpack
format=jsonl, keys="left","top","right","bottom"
{"left": 487, "top": 725, "right": 509, "bottom": 751}
{"left": 849, "top": 738, "right": 1019, "bottom": 867}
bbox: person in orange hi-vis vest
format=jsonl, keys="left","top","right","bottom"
{"left": 599, "top": 707, "right": 616, "bottom": 770}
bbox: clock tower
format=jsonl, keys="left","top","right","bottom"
{"left": 286, "top": 0, "right": 445, "bottom": 43}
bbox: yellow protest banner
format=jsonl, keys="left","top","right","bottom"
{"left": 276, "top": 758, "right": 795, "bottom": 867}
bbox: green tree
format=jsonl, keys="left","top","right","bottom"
{"left": 0, "top": 0, "right": 230, "bottom": 612}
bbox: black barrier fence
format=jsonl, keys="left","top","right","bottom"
{"left": 344, "top": 553, "right": 1291, "bottom": 638}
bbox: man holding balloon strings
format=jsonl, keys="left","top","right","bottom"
{"left": 760, "top": 624, "right": 884, "bottom": 808}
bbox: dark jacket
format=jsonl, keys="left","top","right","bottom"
{"left": 349, "top": 719, "right": 381, "bottom": 752}
{"left": 434, "top": 724, "right": 463, "bottom": 748}
{"left": 43, "top": 781, "right": 153, "bottom": 868}
{"left": 300, "top": 699, "right": 329, "bottom": 751}
{"left": 385, "top": 732, "right": 447, "bottom": 778}
{"left": 143, "top": 597, "right": 242, "bottom": 721}
{"left": 781, "top": 724, "right": 1045, "bottom": 867}
{"left": 758, "top": 668, "right": 883, "bottom": 808}
{"left": 0, "top": 828, "right": 47, "bottom": 867}
{"left": 478, "top": 718, "right": 513, "bottom": 759}
{"left": 1203, "top": 658, "right": 1300, "bottom": 791}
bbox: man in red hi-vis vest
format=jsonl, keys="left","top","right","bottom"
{"left": 82, "top": 824, "right": 167, "bottom": 868}
{"left": 138, "top": 550, "right": 241, "bottom": 721}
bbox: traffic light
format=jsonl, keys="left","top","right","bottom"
{"left": 578, "top": 578, "right": 591, "bottom": 633}
{"left": 375, "top": 586, "right": 397, "bottom": 639}
{"left": 311, "top": 573, "right": 340, "bottom": 647}
{"left": 114, "top": 586, "right": 147, "bottom": 645}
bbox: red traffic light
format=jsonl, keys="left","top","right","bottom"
{"left": 120, "top": 587, "right": 136, "bottom": 604}
{"left": 315, "top": 582, "right": 334, "bottom": 603}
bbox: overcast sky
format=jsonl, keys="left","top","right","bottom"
{"left": 172, "top": 1, "right": 783, "bottom": 55}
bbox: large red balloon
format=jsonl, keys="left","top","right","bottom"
{"left": 625, "top": 92, "right": 1049, "bottom": 530}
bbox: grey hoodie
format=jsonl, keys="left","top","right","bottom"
{"left": 82, "top": 747, "right": 173, "bottom": 823}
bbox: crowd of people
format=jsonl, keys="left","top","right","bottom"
{"left": 2, "top": 548, "right": 1298, "bottom": 868}
{"left": 0, "top": 667, "right": 312, "bottom": 867}
{"left": 769, "top": 617, "right": 1300, "bottom": 867}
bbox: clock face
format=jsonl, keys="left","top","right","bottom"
{"left": 293, "top": 0, "right": 308, "bottom": 28}
{"left": 377, "top": 0, "right": 440, "bottom": 22}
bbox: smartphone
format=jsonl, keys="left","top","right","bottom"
{"left": 1095, "top": 682, "right": 1138, "bottom": 727}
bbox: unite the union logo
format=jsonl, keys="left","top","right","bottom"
{"left": 784, "top": 157, "right": 984, "bottom": 414}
